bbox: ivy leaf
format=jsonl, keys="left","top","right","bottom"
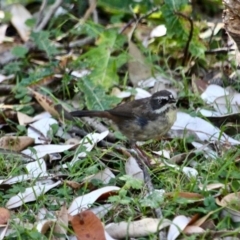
{"left": 78, "top": 77, "right": 121, "bottom": 110}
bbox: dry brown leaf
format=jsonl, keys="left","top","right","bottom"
{"left": 0, "top": 208, "right": 10, "bottom": 224}
{"left": 53, "top": 204, "right": 68, "bottom": 240}
{"left": 128, "top": 40, "right": 152, "bottom": 87}
{"left": 0, "top": 136, "right": 34, "bottom": 151}
{"left": 28, "top": 88, "right": 60, "bottom": 118}
{"left": 65, "top": 180, "right": 82, "bottom": 190}
{"left": 191, "top": 75, "right": 208, "bottom": 95}
{"left": 192, "top": 211, "right": 215, "bottom": 227}
{"left": 70, "top": 210, "right": 106, "bottom": 240}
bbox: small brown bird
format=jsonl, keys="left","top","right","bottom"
{"left": 70, "top": 90, "right": 177, "bottom": 143}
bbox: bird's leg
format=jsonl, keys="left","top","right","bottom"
{"left": 131, "top": 142, "right": 151, "bottom": 167}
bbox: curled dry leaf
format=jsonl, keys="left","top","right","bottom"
{"left": 105, "top": 218, "right": 171, "bottom": 239}
{"left": 214, "top": 93, "right": 240, "bottom": 115}
{"left": 0, "top": 136, "right": 34, "bottom": 152}
{"left": 83, "top": 168, "right": 115, "bottom": 184}
{"left": 198, "top": 183, "right": 225, "bottom": 191}
{"left": 201, "top": 84, "right": 229, "bottom": 104}
{"left": 0, "top": 222, "right": 9, "bottom": 240}
{"left": 167, "top": 215, "right": 191, "bottom": 240}
{"left": 192, "top": 211, "right": 215, "bottom": 227}
{"left": 183, "top": 225, "right": 205, "bottom": 234}
{"left": 36, "top": 219, "right": 57, "bottom": 234}
{"left": 68, "top": 186, "right": 120, "bottom": 216}
{"left": 216, "top": 192, "right": 240, "bottom": 222}
{"left": 0, "top": 208, "right": 10, "bottom": 224}
{"left": 28, "top": 88, "right": 60, "bottom": 118}
{"left": 53, "top": 204, "right": 68, "bottom": 240}
{"left": 70, "top": 210, "right": 106, "bottom": 240}
{"left": 172, "top": 112, "right": 240, "bottom": 145}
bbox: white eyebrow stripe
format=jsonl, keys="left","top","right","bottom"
{"left": 155, "top": 96, "right": 170, "bottom": 100}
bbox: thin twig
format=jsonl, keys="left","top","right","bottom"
{"left": 36, "top": 0, "right": 47, "bottom": 27}
{"left": 35, "top": 0, "right": 63, "bottom": 32}
{"left": 205, "top": 47, "right": 235, "bottom": 54}
{"left": 69, "top": 36, "right": 95, "bottom": 48}
{"left": 175, "top": 12, "right": 194, "bottom": 66}
{"left": 119, "top": 6, "right": 160, "bottom": 34}
{"left": 81, "top": 0, "right": 97, "bottom": 24}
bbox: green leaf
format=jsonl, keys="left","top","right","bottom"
{"left": 78, "top": 77, "right": 121, "bottom": 110}
{"left": 78, "top": 29, "right": 127, "bottom": 90}
{"left": 31, "top": 31, "right": 58, "bottom": 58}
{"left": 120, "top": 175, "right": 143, "bottom": 189}
{"left": 11, "top": 46, "right": 28, "bottom": 58}
{"left": 3, "top": 61, "right": 22, "bottom": 74}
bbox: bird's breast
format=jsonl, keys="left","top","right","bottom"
{"left": 117, "top": 108, "right": 177, "bottom": 142}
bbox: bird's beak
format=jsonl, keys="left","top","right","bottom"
{"left": 169, "top": 99, "right": 176, "bottom": 103}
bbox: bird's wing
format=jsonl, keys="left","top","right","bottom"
{"left": 108, "top": 98, "right": 149, "bottom": 119}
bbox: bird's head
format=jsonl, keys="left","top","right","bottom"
{"left": 150, "top": 90, "right": 176, "bottom": 114}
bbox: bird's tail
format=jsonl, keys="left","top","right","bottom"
{"left": 70, "top": 110, "right": 110, "bottom": 119}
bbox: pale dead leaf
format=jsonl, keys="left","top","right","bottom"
{"left": 134, "top": 88, "right": 151, "bottom": 99}
{"left": 183, "top": 225, "right": 205, "bottom": 234}
{"left": 216, "top": 192, "right": 240, "bottom": 222}
{"left": 201, "top": 84, "right": 229, "bottom": 104}
{"left": 17, "top": 112, "right": 33, "bottom": 126}
{"left": 150, "top": 24, "right": 167, "bottom": 38}
{"left": 125, "top": 156, "right": 144, "bottom": 181}
{"left": 27, "top": 117, "right": 58, "bottom": 144}
{"left": 105, "top": 218, "right": 171, "bottom": 239}
{"left": 214, "top": 93, "right": 240, "bottom": 114}
{"left": 172, "top": 112, "right": 240, "bottom": 145}
{"left": 6, "top": 181, "right": 61, "bottom": 209}
{"left": 0, "top": 24, "right": 8, "bottom": 44}
{"left": 70, "top": 131, "right": 109, "bottom": 166}
{"left": 198, "top": 183, "right": 225, "bottom": 191}
{"left": 10, "top": 4, "right": 32, "bottom": 42}
{"left": 68, "top": 186, "right": 120, "bottom": 215}
{"left": 26, "top": 159, "right": 46, "bottom": 175}
{"left": 36, "top": 219, "right": 57, "bottom": 234}
{"left": 167, "top": 215, "right": 191, "bottom": 240}
{"left": 83, "top": 168, "right": 115, "bottom": 184}
{"left": 0, "top": 221, "right": 9, "bottom": 240}
{"left": 22, "top": 144, "right": 75, "bottom": 160}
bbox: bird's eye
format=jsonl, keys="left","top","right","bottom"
{"left": 158, "top": 99, "right": 162, "bottom": 104}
